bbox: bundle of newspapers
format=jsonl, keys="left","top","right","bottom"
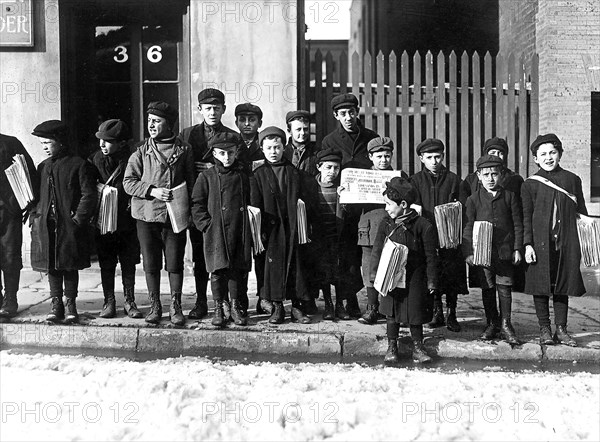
{"left": 434, "top": 201, "right": 462, "bottom": 249}
{"left": 472, "top": 220, "right": 493, "bottom": 267}
{"left": 373, "top": 239, "right": 409, "bottom": 296}
{"left": 4, "top": 154, "right": 34, "bottom": 209}
{"left": 96, "top": 183, "right": 118, "bottom": 234}
{"left": 247, "top": 206, "right": 265, "bottom": 254}
{"left": 576, "top": 214, "right": 600, "bottom": 267}
{"left": 297, "top": 199, "right": 310, "bottom": 244}
{"left": 166, "top": 182, "right": 190, "bottom": 233}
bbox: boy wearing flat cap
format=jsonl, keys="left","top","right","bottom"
{"left": 409, "top": 138, "right": 467, "bottom": 332}
{"left": 370, "top": 176, "right": 439, "bottom": 363}
{"left": 235, "top": 102, "right": 264, "bottom": 172}
{"left": 463, "top": 154, "right": 523, "bottom": 344}
{"left": 180, "top": 88, "right": 237, "bottom": 321}
{"left": 30, "top": 120, "right": 97, "bottom": 324}
{"left": 521, "top": 133, "right": 588, "bottom": 347}
{"left": 284, "top": 110, "right": 319, "bottom": 177}
{"left": 250, "top": 126, "right": 312, "bottom": 324}
{"left": 0, "top": 133, "right": 37, "bottom": 319}
{"left": 88, "top": 119, "right": 141, "bottom": 319}
{"left": 191, "top": 132, "right": 252, "bottom": 327}
{"left": 124, "top": 101, "right": 195, "bottom": 326}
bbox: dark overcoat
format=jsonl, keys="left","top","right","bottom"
{"left": 180, "top": 122, "right": 237, "bottom": 164}
{"left": 284, "top": 139, "right": 320, "bottom": 176}
{"left": 30, "top": 150, "right": 97, "bottom": 272}
{"left": 249, "top": 160, "right": 310, "bottom": 301}
{"left": 0, "top": 134, "right": 38, "bottom": 216}
{"left": 521, "top": 167, "right": 587, "bottom": 297}
{"left": 460, "top": 168, "right": 524, "bottom": 203}
{"left": 237, "top": 133, "right": 264, "bottom": 173}
{"left": 320, "top": 121, "right": 378, "bottom": 170}
{"left": 369, "top": 212, "right": 439, "bottom": 325}
{"left": 191, "top": 161, "right": 252, "bottom": 273}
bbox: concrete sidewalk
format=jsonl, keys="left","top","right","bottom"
{"left": 1, "top": 265, "right": 599, "bottom": 363}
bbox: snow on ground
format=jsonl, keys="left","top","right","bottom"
{"left": 0, "top": 351, "right": 598, "bottom": 441}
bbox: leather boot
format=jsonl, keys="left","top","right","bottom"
{"left": 0, "top": 292, "right": 18, "bottom": 318}
{"left": 496, "top": 284, "right": 518, "bottom": 344}
{"left": 169, "top": 292, "right": 185, "bottom": 326}
{"left": 500, "top": 318, "right": 520, "bottom": 345}
{"left": 123, "top": 287, "right": 143, "bottom": 319}
{"left": 322, "top": 294, "right": 335, "bottom": 321}
{"left": 145, "top": 292, "right": 162, "bottom": 324}
{"left": 412, "top": 340, "right": 432, "bottom": 363}
{"left": 539, "top": 325, "right": 555, "bottom": 345}
{"left": 211, "top": 300, "right": 227, "bottom": 327}
{"left": 268, "top": 301, "right": 285, "bottom": 324}
{"left": 46, "top": 296, "right": 65, "bottom": 323}
{"left": 428, "top": 298, "right": 445, "bottom": 328}
{"left": 554, "top": 325, "right": 577, "bottom": 347}
{"left": 446, "top": 293, "right": 461, "bottom": 332}
{"left": 256, "top": 298, "right": 274, "bottom": 315}
{"left": 64, "top": 298, "right": 79, "bottom": 324}
{"left": 358, "top": 304, "right": 379, "bottom": 325}
{"left": 99, "top": 292, "right": 116, "bottom": 318}
{"left": 291, "top": 303, "right": 311, "bottom": 324}
{"left": 345, "top": 293, "right": 362, "bottom": 319}
{"left": 384, "top": 339, "right": 399, "bottom": 363}
{"left": 230, "top": 300, "right": 248, "bottom": 326}
{"left": 479, "top": 318, "right": 500, "bottom": 341}
{"left": 188, "top": 294, "right": 209, "bottom": 320}
{"left": 335, "top": 302, "right": 350, "bottom": 320}
{"left": 303, "top": 299, "right": 319, "bottom": 315}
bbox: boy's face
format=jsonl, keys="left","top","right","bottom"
{"left": 419, "top": 151, "right": 444, "bottom": 174}
{"left": 487, "top": 148, "right": 505, "bottom": 161}
{"left": 333, "top": 107, "right": 358, "bottom": 132}
{"left": 477, "top": 166, "right": 502, "bottom": 192}
{"left": 212, "top": 146, "right": 238, "bottom": 168}
{"left": 261, "top": 137, "right": 284, "bottom": 163}
{"left": 384, "top": 195, "right": 405, "bottom": 219}
{"left": 316, "top": 161, "right": 341, "bottom": 184}
{"left": 369, "top": 150, "right": 393, "bottom": 170}
{"left": 236, "top": 114, "right": 262, "bottom": 137}
{"left": 534, "top": 143, "right": 561, "bottom": 172}
{"left": 289, "top": 119, "right": 310, "bottom": 144}
{"left": 39, "top": 137, "right": 62, "bottom": 157}
{"left": 99, "top": 139, "right": 124, "bottom": 156}
{"left": 147, "top": 114, "right": 170, "bottom": 139}
{"left": 199, "top": 103, "right": 225, "bottom": 127}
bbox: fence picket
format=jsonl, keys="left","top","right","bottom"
{"left": 460, "top": 51, "right": 470, "bottom": 176}
{"left": 351, "top": 51, "right": 360, "bottom": 101}
{"left": 436, "top": 51, "right": 446, "bottom": 144}
{"left": 496, "top": 53, "right": 505, "bottom": 139}
{"left": 377, "top": 51, "right": 386, "bottom": 135}
{"left": 413, "top": 51, "right": 422, "bottom": 174}
{"left": 389, "top": 51, "right": 398, "bottom": 167}
{"left": 506, "top": 52, "right": 517, "bottom": 172}
{"left": 449, "top": 51, "right": 458, "bottom": 176}
{"left": 484, "top": 52, "right": 493, "bottom": 141}
{"left": 518, "top": 53, "right": 528, "bottom": 178}
{"left": 473, "top": 52, "right": 481, "bottom": 156}
{"left": 340, "top": 50, "right": 348, "bottom": 95}
{"left": 401, "top": 51, "right": 410, "bottom": 173}
{"left": 364, "top": 51, "right": 373, "bottom": 130}
{"left": 314, "top": 49, "right": 324, "bottom": 144}
{"left": 425, "top": 51, "right": 435, "bottom": 138}
{"left": 325, "top": 51, "right": 335, "bottom": 134}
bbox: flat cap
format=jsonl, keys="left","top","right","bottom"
{"left": 367, "top": 136, "right": 394, "bottom": 153}
{"left": 530, "top": 133, "right": 563, "bottom": 155}
{"left": 416, "top": 138, "right": 445, "bottom": 155}
{"left": 476, "top": 154, "right": 504, "bottom": 170}
{"left": 147, "top": 101, "right": 178, "bottom": 125}
{"left": 384, "top": 176, "right": 417, "bottom": 206}
{"left": 316, "top": 147, "right": 342, "bottom": 163}
{"left": 258, "top": 126, "right": 286, "bottom": 146}
{"left": 32, "top": 120, "right": 68, "bottom": 141}
{"left": 483, "top": 137, "right": 509, "bottom": 157}
{"left": 198, "top": 88, "right": 225, "bottom": 105}
{"left": 331, "top": 93, "right": 359, "bottom": 111}
{"left": 208, "top": 132, "right": 242, "bottom": 151}
{"left": 235, "top": 103, "right": 263, "bottom": 119}
{"left": 96, "top": 119, "right": 130, "bottom": 141}
{"left": 286, "top": 110, "right": 310, "bottom": 124}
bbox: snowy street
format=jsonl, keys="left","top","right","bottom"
{"left": 1, "top": 351, "right": 598, "bottom": 441}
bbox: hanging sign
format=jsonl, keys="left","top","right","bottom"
{"left": 0, "top": 0, "right": 33, "bottom": 47}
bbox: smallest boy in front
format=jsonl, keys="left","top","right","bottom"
{"left": 191, "top": 132, "right": 252, "bottom": 327}
{"left": 462, "top": 154, "right": 523, "bottom": 344}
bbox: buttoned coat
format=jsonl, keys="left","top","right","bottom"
{"left": 180, "top": 122, "right": 237, "bottom": 164}
{"left": 284, "top": 139, "right": 320, "bottom": 176}
{"left": 320, "top": 121, "right": 378, "bottom": 170}
{"left": 237, "top": 133, "right": 264, "bottom": 173}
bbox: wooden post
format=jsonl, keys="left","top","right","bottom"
{"left": 518, "top": 53, "right": 528, "bottom": 179}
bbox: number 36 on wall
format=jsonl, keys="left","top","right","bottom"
{"left": 114, "top": 45, "right": 163, "bottom": 63}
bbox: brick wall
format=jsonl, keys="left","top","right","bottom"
{"left": 499, "top": 0, "right": 538, "bottom": 70}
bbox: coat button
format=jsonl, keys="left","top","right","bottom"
{"left": 222, "top": 206, "right": 226, "bottom": 211}
{"left": 240, "top": 207, "right": 244, "bottom": 211}
{"left": 270, "top": 220, "right": 275, "bottom": 225}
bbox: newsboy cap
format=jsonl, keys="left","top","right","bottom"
{"left": 316, "top": 147, "right": 342, "bottom": 163}
{"left": 235, "top": 103, "right": 263, "bottom": 119}
{"left": 147, "top": 101, "right": 178, "bottom": 126}
{"left": 258, "top": 126, "right": 286, "bottom": 146}
{"left": 367, "top": 136, "right": 394, "bottom": 153}
{"left": 208, "top": 132, "right": 242, "bottom": 151}
{"left": 331, "top": 93, "right": 359, "bottom": 111}
{"left": 530, "top": 133, "right": 563, "bottom": 155}
{"left": 383, "top": 176, "right": 417, "bottom": 206}
{"left": 286, "top": 110, "right": 310, "bottom": 124}
{"left": 476, "top": 154, "right": 504, "bottom": 170}
{"left": 96, "top": 119, "right": 130, "bottom": 141}
{"left": 483, "top": 137, "right": 509, "bottom": 157}
{"left": 32, "top": 120, "right": 68, "bottom": 142}
{"left": 198, "top": 88, "right": 225, "bottom": 105}
{"left": 416, "top": 138, "right": 445, "bottom": 155}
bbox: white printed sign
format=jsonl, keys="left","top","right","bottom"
{"left": 338, "top": 168, "right": 404, "bottom": 204}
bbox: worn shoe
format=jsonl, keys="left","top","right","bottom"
{"left": 188, "top": 296, "right": 209, "bottom": 320}
{"left": 384, "top": 339, "right": 399, "bottom": 363}
{"left": 123, "top": 288, "right": 143, "bottom": 319}
{"left": 145, "top": 292, "right": 162, "bottom": 324}
{"left": 412, "top": 340, "right": 432, "bottom": 363}
{"left": 211, "top": 301, "right": 227, "bottom": 327}
{"left": 64, "top": 298, "right": 79, "bottom": 324}
{"left": 230, "top": 300, "right": 248, "bottom": 326}
{"left": 479, "top": 319, "right": 500, "bottom": 341}
{"left": 303, "top": 299, "right": 319, "bottom": 315}
{"left": 169, "top": 293, "right": 186, "bottom": 326}
{"left": 500, "top": 318, "right": 520, "bottom": 345}
{"left": 358, "top": 304, "right": 379, "bottom": 325}
{"left": 446, "top": 307, "right": 461, "bottom": 332}
{"left": 428, "top": 302, "right": 445, "bottom": 328}
{"left": 268, "top": 301, "right": 285, "bottom": 324}
{"left": 46, "top": 296, "right": 65, "bottom": 323}
{"left": 554, "top": 325, "right": 577, "bottom": 347}
{"left": 345, "top": 295, "right": 362, "bottom": 319}
{"left": 322, "top": 295, "right": 335, "bottom": 321}
{"left": 0, "top": 293, "right": 18, "bottom": 318}
{"left": 99, "top": 293, "right": 116, "bottom": 319}
{"left": 335, "top": 303, "right": 351, "bottom": 320}
{"left": 291, "top": 307, "right": 311, "bottom": 324}
{"left": 256, "top": 298, "right": 274, "bottom": 315}
{"left": 539, "top": 325, "right": 555, "bottom": 345}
